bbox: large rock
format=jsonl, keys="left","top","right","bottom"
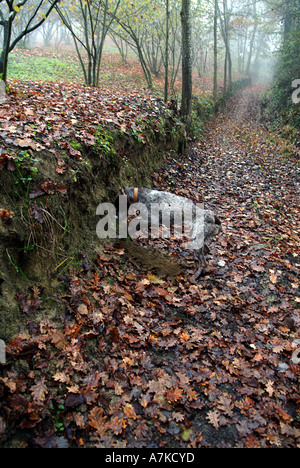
{"left": 120, "top": 187, "right": 222, "bottom": 279}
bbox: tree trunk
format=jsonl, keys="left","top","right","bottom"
{"left": 181, "top": 0, "right": 192, "bottom": 120}
{"left": 228, "top": 46, "right": 232, "bottom": 89}
{"left": 224, "top": 47, "right": 228, "bottom": 92}
{"left": 0, "top": 0, "right": 60, "bottom": 83}
{"left": 213, "top": 0, "right": 218, "bottom": 101}
{"left": 216, "top": 0, "right": 232, "bottom": 94}
{"left": 246, "top": 0, "right": 257, "bottom": 77}
{"left": 0, "top": 19, "right": 13, "bottom": 82}
{"left": 242, "top": 30, "right": 248, "bottom": 73}
{"left": 246, "top": 24, "right": 257, "bottom": 76}
{"left": 136, "top": 40, "right": 153, "bottom": 88}
{"left": 164, "top": 0, "right": 170, "bottom": 103}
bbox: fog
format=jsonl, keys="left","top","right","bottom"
{"left": 1, "top": 0, "right": 285, "bottom": 91}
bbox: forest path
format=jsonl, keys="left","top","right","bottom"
{"left": 190, "top": 85, "right": 299, "bottom": 225}
{"left": 156, "top": 86, "right": 299, "bottom": 269}
{"left": 151, "top": 85, "right": 300, "bottom": 447}
{"left": 193, "top": 85, "right": 299, "bottom": 281}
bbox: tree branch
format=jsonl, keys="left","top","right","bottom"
{"left": 9, "top": 0, "right": 60, "bottom": 52}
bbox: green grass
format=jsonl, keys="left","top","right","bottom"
{"left": 6, "top": 49, "right": 145, "bottom": 91}
{"left": 8, "top": 53, "right": 83, "bottom": 82}
{"left": 4, "top": 46, "right": 166, "bottom": 93}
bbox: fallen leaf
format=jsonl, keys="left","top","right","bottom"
{"left": 0, "top": 208, "right": 14, "bottom": 226}
{"left": 206, "top": 410, "right": 220, "bottom": 429}
{"left": 77, "top": 304, "right": 88, "bottom": 316}
{"left": 265, "top": 380, "right": 274, "bottom": 397}
{"left": 31, "top": 377, "right": 48, "bottom": 404}
{"left": 89, "top": 407, "right": 108, "bottom": 436}
{"left": 269, "top": 272, "right": 278, "bottom": 284}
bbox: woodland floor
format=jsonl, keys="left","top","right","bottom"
{"left": 0, "top": 85, "right": 299, "bottom": 448}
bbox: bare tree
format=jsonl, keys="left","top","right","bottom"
{"left": 181, "top": 0, "right": 192, "bottom": 119}
{"left": 108, "top": 4, "right": 154, "bottom": 88}
{"left": 216, "top": 0, "right": 232, "bottom": 93}
{"left": 0, "top": 0, "right": 60, "bottom": 81}
{"left": 55, "top": 0, "right": 121, "bottom": 87}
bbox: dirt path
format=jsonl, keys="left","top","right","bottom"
{"left": 1, "top": 86, "right": 299, "bottom": 449}
{"left": 151, "top": 86, "right": 300, "bottom": 447}
{"left": 193, "top": 86, "right": 300, "bottom": 221}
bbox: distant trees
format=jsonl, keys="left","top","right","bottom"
{"left": 107, "top": 0, "right": 182, "bottom": 96}
{"left": 107, "top": 0, "right": 155, "bottom": 89}
{"left": 217, "top": 0, "right": 232, "bottom": 92}
{"left": 1, "top": 0, "right": 294, "bottom": 129}
{"left": 0, "top": 0, "right": 60, "bottom": 82}
{"left": 55, "top": 0, "right": 121, "bottom": 87}
{"left": 164, "top": 0, "right": 170, "bottom": 102}
{"left": 268, "top": 0, "right": 300, "bottom": 133}
{"left": 213, "top": 0, "right": 218, "bottom": 100}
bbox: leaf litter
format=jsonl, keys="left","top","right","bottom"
{"left": 0, "top": 85, "right": 299, "bottom": 448}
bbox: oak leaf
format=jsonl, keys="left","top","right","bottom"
{"left": 52, "top": 371, "right": 70, "bottom": 384}
{"left": 166, "top": 387, "right": 183, "bottom": 403}
{"left": 31, "top": 377, "right": 48, "bottom": 404}
{"left": 73, "top": 413, "right": 86, "bottom": 429}
{"left": 217, "top": 395, "right": 234, "bottom": 417}
{"left": 0, "top": 377, "right": 17, "bottom": 393}
{"left": 124, "top": 404, "right": 138, "bottom": 420}
{"left": 265, "top": 380, "right": 274, "bottom": 397}
{"left": 89, "top": 407, "right": 108, "bottom": 436}
{"left": 206, "top": 410, "right": 220, "bottom": 429}
{"left": 109, "top": 416, "right": 127, "bottom": 435}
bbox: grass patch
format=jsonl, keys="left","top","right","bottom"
{"left": 8, "top": 52, "right": 83, "bottom": 82}
{"left": 6, "top": 48, "right": 149, "bottom": 91}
